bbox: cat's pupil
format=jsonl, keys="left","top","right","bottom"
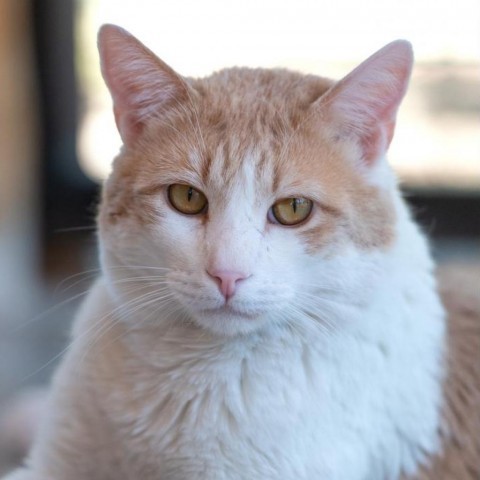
{"left": 292, "top": 198, "right": 297, "bottom": 213}
{"left": 187, "top": 187, "right": 193, "bottom": 202}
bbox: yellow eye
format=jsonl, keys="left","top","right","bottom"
{"left": 271, "top": 197, "right": 313, "bottom": 226}
{"left": 168, "top": 184, "right": 207, "bottom": 215}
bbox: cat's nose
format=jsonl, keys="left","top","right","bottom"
{"left": 207, "top": 269, "right": 248, "bottom": 301}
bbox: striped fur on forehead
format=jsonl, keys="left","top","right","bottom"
{"left": 114, "top": 68, "right": 334, "bottom": 192}
{"left": 191, "top": 68, "right": 334, "bottom": 191}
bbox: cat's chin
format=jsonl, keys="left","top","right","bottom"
{"left": 192, "top": 305, "right": 271, "bottom": 337}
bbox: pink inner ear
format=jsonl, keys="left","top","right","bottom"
{"left": 361, "top": 129, "right": 386, "bottom": 167}
{"left": 98, "top": 24, "right": 188, "bottom": 147}
{"left": 319, "top": 40, "right": 413, "bottom": 167}
{"left": 113, "top": 105, "right": 144, "bottom": 147}
{"left": 359, "top": 116, "right": 396, "bottom": 166}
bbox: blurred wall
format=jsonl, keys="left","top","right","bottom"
{"left": 0, "top": 1, "right": 40, "bottom": 397}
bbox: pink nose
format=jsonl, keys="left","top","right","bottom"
{"left": 207, "top": 270, "right": 248, "bottom": 300}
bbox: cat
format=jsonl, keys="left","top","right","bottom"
{"left": 3, "top": 24, "right": 479, "bottom": 480}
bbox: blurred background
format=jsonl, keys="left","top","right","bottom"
{"left": 0, "top": 0, "right": 478, "bottom": 473}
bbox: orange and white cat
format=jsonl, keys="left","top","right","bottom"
{"left": 4, "top": 25, "right": 478, "bottom": 480}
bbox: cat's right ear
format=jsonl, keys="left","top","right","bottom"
{"left": 98, "top": 24, "right": 190, "bottom": 146}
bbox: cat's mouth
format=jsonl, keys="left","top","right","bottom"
{"left": 192, "top": 302, "right": 272, "bottom": 336}
{"left": 200, "top": 304, "right": 261, "bottom": 320}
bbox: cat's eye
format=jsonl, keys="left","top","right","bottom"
{"left": 270, "top": 197, "right": 313, "bottom": 226}
{"left": 168, "top": 184, "right": 208, "bottom": 215}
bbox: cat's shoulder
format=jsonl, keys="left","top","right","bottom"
{"left": 405, "top": 264, "right": 480, "bottom": 479}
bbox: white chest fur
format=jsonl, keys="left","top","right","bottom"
{"left": 92, "top": 270, "right": 445, "bottom": 480}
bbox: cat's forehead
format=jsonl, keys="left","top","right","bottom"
{"left": 132, "top": 68, "right": 349, "bottom": 199}
{"left": 193, "top": 68, "right": 333, "bottom": 130}
{"left": 189, "top": 69, "right": 335, "bottom": 193}
{"left": 201, "top": 140, "right": 277, "bottom": 201}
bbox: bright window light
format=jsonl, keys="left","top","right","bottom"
{"left": 76, "top": 0, "right": 480, "bottom": 191}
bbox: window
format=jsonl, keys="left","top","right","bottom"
{"left": 75, "top": 0, "right": 480, "bottom": 194}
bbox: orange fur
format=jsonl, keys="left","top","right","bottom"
{"left": 403, "top": 266, "right": 480, "bottom": 479}
{"left": 100, "top": 66, "right": 394, "bottom": 256}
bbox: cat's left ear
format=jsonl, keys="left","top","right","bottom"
{"left": 315, "top": 40, "right": 413, "bottom": 166}
{"left": 98, "top": 24, "right": 191, "bottom": 146}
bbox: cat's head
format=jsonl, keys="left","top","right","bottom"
{"left": 97, "top": 25, "right": 413, "bottom": 337}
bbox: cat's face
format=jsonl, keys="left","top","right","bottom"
{"left": 97, "top": 25, "right": 412, "bottom": 336}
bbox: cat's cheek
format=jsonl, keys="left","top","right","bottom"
{"left": 154, "top": 212, "right": 206, "bottom": 256}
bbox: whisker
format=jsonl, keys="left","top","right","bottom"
{"left": 17, "top": 283, "right": 171, "bottom": 384}
{"left": 13, "top": 289, "right": 92, "bottom": 333}
{"left": 78, "top": 291, "right": 176, "bottom": 367}
{"left": 54, "top": 225, "right": 97, "bottom": 233}
{"left": 15, "top": 273, "right": 172, "bottom": 333}
{"left": 104, "top": 265, "right": 172, "bottom": 272}
{"left": 54, "top": 268, "right": 101, "bottom": 296}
